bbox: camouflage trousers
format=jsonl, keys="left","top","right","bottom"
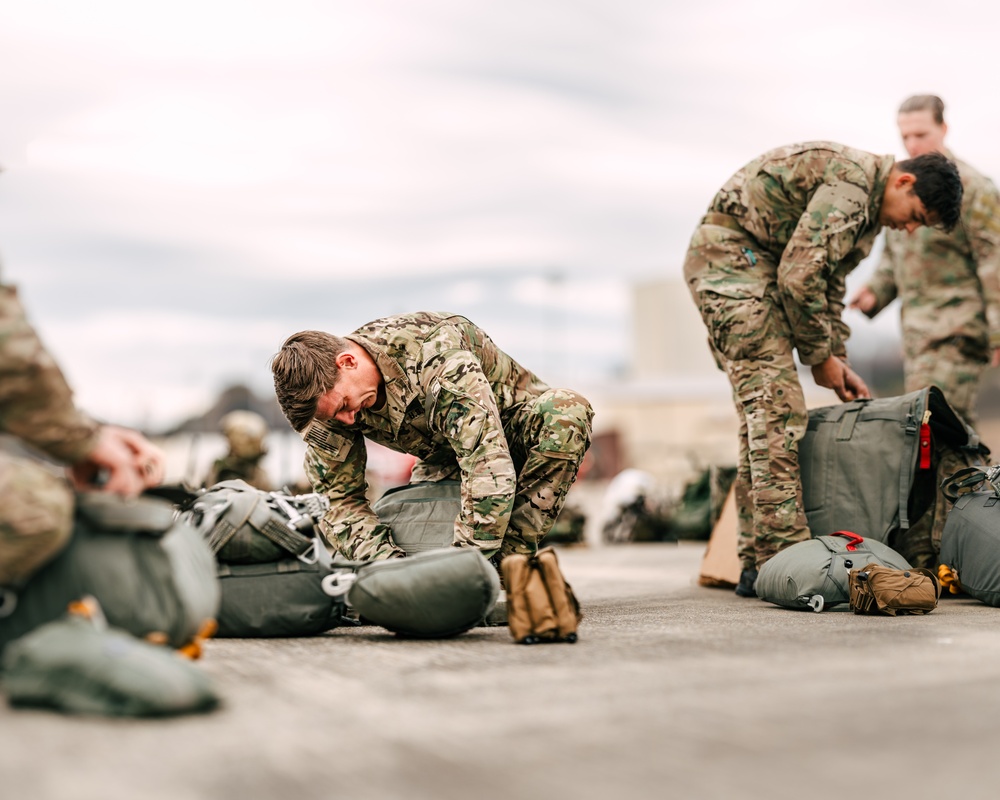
{"left": 0, "top": 454, "right": 75, "bottom": 588}
{"left": 411, "top": 388, "right": 594, "bottom": 559}
{"left": 684, "top": 226, "right": 811, "bottom": 570}
{"left": 905, "top": 338, "right": 987, "bottom": 427}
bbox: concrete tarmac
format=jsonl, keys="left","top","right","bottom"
{"left": 4, "top": 541, "right": 1000, "bottom": 800}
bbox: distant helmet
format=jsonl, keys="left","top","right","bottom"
{"left": 220, "top": 411, "right": 269, "bottom": 458}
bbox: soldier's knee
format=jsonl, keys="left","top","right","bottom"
{"left": 0, "top": 459, "right": 75, "bottom": 586}
{"left": 533, "top": 389, "right": 594, "bottom": 456}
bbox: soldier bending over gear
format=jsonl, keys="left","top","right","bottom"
{"left": 270, "top": 312, "right": 594, "bottom": 565}
{"left": 850, "top": 95, "right": 1000, "bottom": 427}
{"left": 0, "top": 280, "right": 165, "bottom": 589}
{"left": 682, "top": 142, "right": 963, "bottom": 596}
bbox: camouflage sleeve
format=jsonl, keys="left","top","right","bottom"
{"left": 777, "top": 181, "right": 870, "bottom": 366}
{"left": 826, "top": 265, "right": 850, "bottom": 359}
{"left": 419, "top": 342, "right": 517, "bottom": 551}
{"left": 964, "top": 181, "right": 1000, "bottom": 348}
{"left": 302, "top": 424, "right": 404, "bottom": 560}
{"left": 0, "top": 284, "right": 99, "bottom": 462}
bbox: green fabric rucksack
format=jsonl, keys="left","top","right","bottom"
{"left": 0, "top": 494, "right": 220, "bottom": 654}
{"left": 755, "top": 532, "right": 912, "bottom": 611}
{"left": 799, "top": 386, "right": 987, "bottom": 568}
{"left": 938, "top": 475, "right": 1000, "bottom": 607}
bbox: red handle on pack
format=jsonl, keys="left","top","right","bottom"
{"left": 831, "top": 531, "right": 864, "bottom": 551}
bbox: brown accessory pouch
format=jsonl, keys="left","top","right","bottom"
{"left": 501, "top": 547, "right": 581, "bottom": 644}
{"left": 848, "top": 563, "right": 941, "bottom": 616}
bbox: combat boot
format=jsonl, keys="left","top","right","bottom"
{"left": 735, "top": 567, "right": 758, "bottom": 598}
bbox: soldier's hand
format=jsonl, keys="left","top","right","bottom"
{"left": 848, "top": 287, "right": 877, "bottom": 315}
{"left": 992, "top": 348, "right": 1000, "bottom": 369}
{"left": 69, "top": 425, "right": 166, "bottom": 497}
{"left": 811, "top": 356, "right": 871, "bottom": 402}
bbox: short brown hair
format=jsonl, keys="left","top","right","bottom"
{"left": 270, "top": 331, "right": 349, "bottom": 432}
{"left": 898, "top": 94, "right": 945, "bottom": 125}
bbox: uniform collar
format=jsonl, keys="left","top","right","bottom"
{"left": 345, "top": 333, "right": 416, "bottom": 435}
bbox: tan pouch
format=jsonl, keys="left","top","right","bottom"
{"left": 849, "top": 563, "right": 941, "bottom": 616}
{"left": 501, "top": 547, "right": 581, "bottom": 644}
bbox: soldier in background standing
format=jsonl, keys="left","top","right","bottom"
{"left": 206, "top": 410, "right": 272, "bottom": 490}
{"left": 269, "top": 312, "right": 593, "bottom": 565}
{"left": 0, "top": 279, "right": 165, "bottom": 589}
{"left": 850, "top": 95, "right": 1000, "bottom": 427}
{"left": 683, "top": 142, "right": 963, "bottom": 596}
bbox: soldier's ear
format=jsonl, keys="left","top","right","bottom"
{"left": 895, "top": 172, "right": 917, "bottom": 191}
{"left": 335, "top": 352, "right": 357, "bottom": 371}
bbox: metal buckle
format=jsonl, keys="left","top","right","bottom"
{"left": 321, "top": 572, "right": 357, "bottom": 599}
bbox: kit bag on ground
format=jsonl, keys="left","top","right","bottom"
{"left": 372, "top": 480, "right": 461, "bottom": 554}
{"left": 848, "top": 564, "right": 940, "bottom": 615}
{"left": 799, "top": 386, "right": 987, "bottom": 568}
{"left": 755, "top": 532, "right": 912, "bottom": 612}
{"left": 502, "top": 547, "right": 581, "bottom": 643}
{"left": 2, "top": 599, "right": 219, "bottom": 717}
{"left": 347, "top": 548, "right": 501, "bottom": 638}
{"left": 0, "top": 493, "right": 219, "bottom": 655}
{"left": 179, "top": 480, "right": 350, "bottom": 637}
{"left": 937, "top": 473, "right": 1000, "bottom": 607}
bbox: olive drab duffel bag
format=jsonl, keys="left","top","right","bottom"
{"left": 755, "top": 532, "right": 912, "bottom": 612}
{"left": 372, "top": 480, "right": 461, "bottom": 553}
{"left": 799, "top": 386, "right": 988, "bottom": 568}
{"left": 0, "top": 493, "right": 220, "bottom": 654}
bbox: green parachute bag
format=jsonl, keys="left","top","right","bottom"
{"left": 2, "top": 601, "right": 219, "bottom": 717}
{"left": 0, "top": 494, "right": 220, "bottom": 654}
{"left": 179, "top": 482, "right": 349, "bottom": 637}
{"left": 372, "top": 481, "right": 461, "bottom": 554}
{"left": 346, "top": 548, "right": 500, "bottom": 637}
{"left": 799, "top": 386, "right": 987, "bottom": 567}
{"left": 755, "top": 532, "right": 912, "bottom": 612}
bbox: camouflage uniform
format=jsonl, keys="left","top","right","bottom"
{"left": 0, "top": 283, "right": 100, "bottom": 586}
{"left": 861, "top": 151, "right": 1000, "bottom": 425}
{"left": 683, "top": 142, "right": 895, "bottom": 570}
{"left": 302, "top": 312, "right": 594, "bottom": 562}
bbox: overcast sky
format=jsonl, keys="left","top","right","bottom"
{"left": 3, "top": 0, "right": 999, "bottom": 430}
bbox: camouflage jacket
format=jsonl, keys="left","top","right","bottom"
{"left": 0, "top": 282, "right": 99, "bottom": 463}
{"left": 864, "top": 151, "right": 1000, "bottom": 358}
{"left": 302, "top": 312, "right": 550, "bottom": 560}
{"left": 692, "top": 142, "right": 895, "bottom": 366}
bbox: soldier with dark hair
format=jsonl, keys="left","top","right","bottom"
{"left": 270, "top": 313, "right": 593, "bottom": 565}
{"left": 850, "top": 95, "right": 1000, "bottom": 426}
{"left": 683, "top": 141, "right": 963, "bottom": 596}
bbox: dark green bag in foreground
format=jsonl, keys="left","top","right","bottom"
{"left": 2, "top": 609, "right": 219, "bottom": 717}
{"left": 0, "top": 494, "right": 220, "bottom": 654}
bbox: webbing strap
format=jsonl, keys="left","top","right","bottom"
{"left": 896, "top": 394, "right": 925, "bottom": 530}
{"left": 257, "top": 517, "right": 313, "bottom": 557}
{"left": 206, "top": 491, "right": 258, "bottom": 554}
{"left": 836, "top": 408, "right": 860, "bottom": 441}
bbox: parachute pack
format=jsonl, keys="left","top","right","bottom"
{"left": 180, "top": 480, "right": 499, "bottom": 638}
{"left": 0, "top": 493, "right": 220, "bottom": 655}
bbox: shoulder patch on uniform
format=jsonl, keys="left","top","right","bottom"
{"left": 303, "top": 423, "right": 352, "bottom": 462}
